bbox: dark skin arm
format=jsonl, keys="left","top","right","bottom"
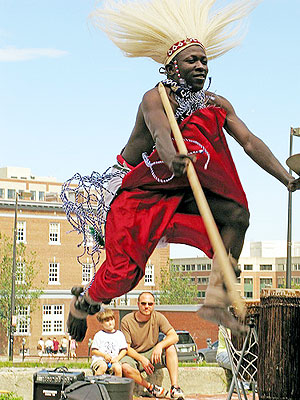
{"left": 206, "top": 92, "right": 300, "bottom": 192}
{"left": 141, "top": 87, "right": 192, "bottom": 177}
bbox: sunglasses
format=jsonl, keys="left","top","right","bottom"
{"left": 140, "top": 302, "right": 154, "bottom": 306}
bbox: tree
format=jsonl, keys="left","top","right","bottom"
{"left": 158, "top": 262, "right": 198, "bottom": 304}
{"left": 0, "top": 233, "right": 43, "bottom": 332}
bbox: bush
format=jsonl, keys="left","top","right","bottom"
{"left": 0, "top": 393, "right": 23, "bottom": 400}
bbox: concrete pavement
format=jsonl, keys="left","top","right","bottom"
{"left": 0, "top": 367, "right": 258, "bottom": 400}
{"left": 134, "top": 395, "right": 254, "bottom": 399}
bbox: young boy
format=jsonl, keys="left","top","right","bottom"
{"left": 91, "top": 309, "right": 128, "bottom": 376}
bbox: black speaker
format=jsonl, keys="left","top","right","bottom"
{"left": 85, "top": 375, "right": 134, "bottom": 400}
{"left": 33, "top": 367, "right": 85, "bottom": 400}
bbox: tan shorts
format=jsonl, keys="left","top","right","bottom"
{"left": 91, "top": 359, "right": 114, "bottom": 375}
{"left": 120, "top": 347, "right": 166, "bottom": 372}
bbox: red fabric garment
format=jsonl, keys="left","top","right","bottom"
{"left": 88, "top": 106, "right": 248, "bottom": 302}
{"left": 53, "top": 339, "right": 59, "bottom": 352}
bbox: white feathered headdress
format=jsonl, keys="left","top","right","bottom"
{"left": 90, "top": 0, "right": 260, "bottom": 64}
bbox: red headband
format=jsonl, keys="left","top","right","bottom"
{"left": 165, "top": 38, "right": 206, "bottom": 64}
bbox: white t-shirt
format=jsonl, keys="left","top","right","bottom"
{"left": 91, "top": 330, "right": 127, "bottom": 367}
{"left": 45, "top": 339, "right": 53, "bottom": 349}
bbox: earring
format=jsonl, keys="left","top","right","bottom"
{"left": 173, "top": 60, "right": 186, "bottom": 86}
{"left": 205, "top": 77, "right": 212, "bottom": 91}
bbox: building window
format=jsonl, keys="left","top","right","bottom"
{"left": 48, "top": 262, "right": 60, "bottom": 284}
{"left": 197, "top": 276, "right": 209, "bottom": 285}
{"left": 244, "top": 264, "right": 253, "bottom": 271}
{"left": 197, "top": 291, "right": 206, "bottom": 298}
{"left": 82, "top": 263, "right": 93, "bottom": 284}
{"left": 196, "top": 264, "right": 211, "bottom": 271}
{"left": 277, "top": 264, "right": 285, "bottom": 271}
{"left": 42, "top": 305, "right": 64, "bottom": 334}
{"left": 292, "top": 277, "right": 300, "bottom": 286}
{"left": 260, "top": 278, "right": 273, "bottom": 291}
{"left": 7, "top": 189, "right": 16, "bottom": 199}
{"left": 144, "top": 263, "right": 154, "bottom": 286}
{"left": 30, "top": 191, "right": 36, "bottom": 200}
{"left": 119, "top": 297, "right": 130, "bottom": 306}
{"left": 16, "top": 306, "right": 30, "bottom": 335}
{"left": 49, "top": 223, "right": 60, "bottom": 244}
{"left": 17, "top": 221, "right": 26, "bottom": 243}
{"left": 260, "top": 264, "right": 272, "bottom": 271}
{"left": 292, "top": 264, "right": 300, "bottom": 271}
{"left": 277, "top": 277, "right": 285, "bottom": 288}
{"left": 191, "top": 264, "right": 196, "bottom": 271}
{"left": 16, "top": 262, "right": 26, "bottom": 284}
{"left": 0, "top": 188, "right": 4, "bottom": 198}
{"left": 171, "top": 264, "right": 181, "bottom": 272}
{"left": 39, "top": 191, "right": 45, "bottom": 201}
{"left": 244, "top": 277, "right": 253, "bottom": 299}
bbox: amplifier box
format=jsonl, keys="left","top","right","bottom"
{"left": 33, "top": 368, "right": 85, "bottom": 400}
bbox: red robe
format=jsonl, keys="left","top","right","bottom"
{"left": 88, "top": 106, "right": 248, "bottom": 302}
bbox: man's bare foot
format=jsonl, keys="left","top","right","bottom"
{"left": 197, "top": 305, "right": 248, "bottom": 336}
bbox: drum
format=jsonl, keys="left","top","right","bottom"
{"left": 231, "top": 300, "right": 260, "bottom": 383}
{"left": 258, "top": 288, "right": 300, "bottom": 400}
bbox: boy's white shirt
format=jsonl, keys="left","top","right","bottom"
{"left": 91, "top": 329, "right": 127, "bottom": 366}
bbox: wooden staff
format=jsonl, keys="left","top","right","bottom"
{"left": 158, "top": 82, "right": 245, "bottom": 318}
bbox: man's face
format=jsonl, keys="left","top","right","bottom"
{"left": 138, "top": 293, "right": 155, "bottom": 317}
{"left": 169, "top": 45, "right": 208, "bottom": 91}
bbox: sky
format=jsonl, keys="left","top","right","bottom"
{"left": 1, "top": 0, "right": 300, "bottom": 258}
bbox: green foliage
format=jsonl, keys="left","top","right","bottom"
{"left": 0, "top": 360, "right": 91, "bottom": 369}
{"left": 158, "top": 262, "right": 198, "bottom": 304}
{"left": 0, "top": 393, "right": 23, "bottom": 400}
{"left": 0, "top": 360, "right": 209, "bottom": 369}
{"left": 0, "top": 233, "right": 43, "bottom": 331}
{"left": 278, "top": 277, "right": 300, "bottom": 290}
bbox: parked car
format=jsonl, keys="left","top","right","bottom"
{"left": 158, "top": 330, "right": 198, "bottom": 363}
{"left": 197, "top": 339, "right": 218, "bottom": 363}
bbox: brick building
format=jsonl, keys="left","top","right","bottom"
{"left": 171, "top": 240, "right": 300, "bottom": 302}
{"left": 0, "top": 167, "right": 169, "bottom": 356}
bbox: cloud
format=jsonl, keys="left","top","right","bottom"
{"left": 0, "top": 47, "right": 69, "bottom": 61}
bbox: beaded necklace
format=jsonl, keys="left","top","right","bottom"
{"left": 161, "top": 78, "right": 207, "bottom": 123}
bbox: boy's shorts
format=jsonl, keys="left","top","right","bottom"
{"left": 91, "top": 359, "right": 114, "bottom": 375}
{"left": 120, "top": 347, "right": 166, "bottom": 372}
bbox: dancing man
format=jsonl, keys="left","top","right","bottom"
{"left": 65, "top": 0, "right": 300, "bottom": 342}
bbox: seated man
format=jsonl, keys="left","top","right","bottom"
{"left": 120, "top": 292, "right": 184, "bottom": 399}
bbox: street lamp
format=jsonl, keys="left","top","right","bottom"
{"left": 8, "top": 192, "right": 18, "bottom": 361}
{"left": 22, "top": 338, "right": 26, "bottom": 362}
{"left": 87, "top": 338, "right": 92, "bottom": 362}
{"left": 8, "top": 190, "right": 32, "bottom": 361}
{"left": 286, "top": 127, "right": 300, "bottom": 289}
